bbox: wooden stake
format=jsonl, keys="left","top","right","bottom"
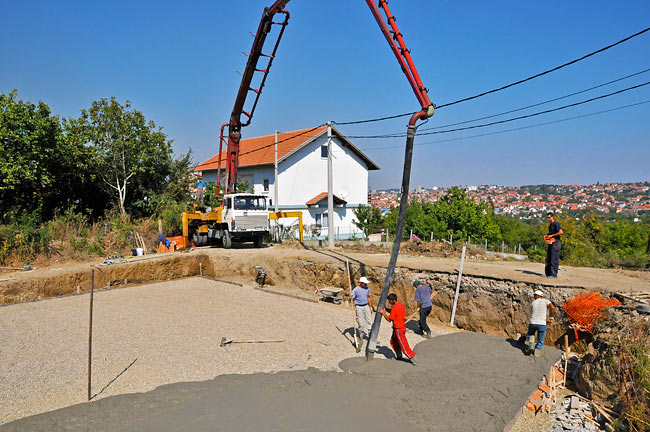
{"left": 88, "top": 269, "right": 94, "bottom": 401}
{"left": 564, "top": 334, "right": 569, "bottom": 387}
{"left": 346, "top": 261, "right": 359, "bottom": 351}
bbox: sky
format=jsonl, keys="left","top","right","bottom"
{"left": 1, "top": 0, "right": 649, "bottom": 190}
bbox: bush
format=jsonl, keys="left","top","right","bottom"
{"left": 527, "top": 248, "right": 546, "bottom": 263}
{"left": 0, "top": 211, "right": 51, "bottom": 265}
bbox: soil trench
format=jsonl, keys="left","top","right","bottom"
{"left": 1, "top": 249, "right": 589, "bottom": 349}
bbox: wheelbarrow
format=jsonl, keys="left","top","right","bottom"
{"left": 316, "top": 287, "right": 344, "bottom": 304}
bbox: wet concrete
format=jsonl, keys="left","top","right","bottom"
{"left": 2, "top": 332, "right": 560, "bottom": 432}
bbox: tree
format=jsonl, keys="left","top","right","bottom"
{"left": 353, "top": 205, "right": 384, "bottom": 237}
{"left": 385, "top": 187, "right": 500, "bottom": 242}
{"left": 0, "top": 90, "right": 103, "bottom": 222}
{"left": 66, "top": 98, "right": 173, "bottom": 216}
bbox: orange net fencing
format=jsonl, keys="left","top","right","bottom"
{"left": 562, "top": 292, "right": 621, "bottom": 333}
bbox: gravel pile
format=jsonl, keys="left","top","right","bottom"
{"left": 543, "top": 397, "right": 599, "bottom": 432}
{"left": 0, "top": 278, "right": 446, "bottom": 425}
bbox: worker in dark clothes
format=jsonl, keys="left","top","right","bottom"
{"left": 378, "top": 293, "right": 416, "bottom": 365}
{"left": 412, "top": 280, "right": 436, "bottom": 338}
{"left": 544, "top": 212, "right": 564, "bottom": 278}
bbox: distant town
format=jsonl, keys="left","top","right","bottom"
{"left": 369, "top": 182, "right": 650, "bottom": 218}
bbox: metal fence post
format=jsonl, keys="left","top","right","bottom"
{"left": 450, "top": 246, "right": 466, "bottom": 327}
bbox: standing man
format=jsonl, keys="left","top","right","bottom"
{"left": 413, "top": 280, "right": 436, "bottom": 338}
{"left": 544, "top": 212, "right": 563, "bottom": 278}
{"left": 351, "top": 276, "right": 373, "bottom": 348}
{"left": 378, "top": 293, "right": 416, "bottom": 365}
{"left": 525, "top": 290, "right": 556, "bottom": 357}
{"left": 195, "top": 176, "right": 207, "bottom": 207}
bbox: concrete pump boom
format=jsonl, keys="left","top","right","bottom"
{"left": 217, "top": 0, "right": 434, "bottom": 195}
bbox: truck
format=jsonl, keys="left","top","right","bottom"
{"left": 183, "top": 193, "right": 270, "bottom": 249}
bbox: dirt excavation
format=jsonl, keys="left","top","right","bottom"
{"left": 1, "top": 243, "right": 649, "bottom": 430}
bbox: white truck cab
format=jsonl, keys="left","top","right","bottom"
{"left": 214, "top": 193, "right": 270, "bottom": 248}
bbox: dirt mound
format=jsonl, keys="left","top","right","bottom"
{"left": 337, "top": 239, "right": 491, "bottom": 261}
{"left": 574, "top": 307, "right": 650, "bottom": 421}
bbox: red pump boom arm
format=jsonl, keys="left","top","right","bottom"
{"left": 217, "top": 0, "right": 434, "bottom": 194}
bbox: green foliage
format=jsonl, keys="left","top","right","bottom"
{"left": 0, "top": 90, "right": 105, "bottom": 222}
{"left": 0, "top": 211, "right": 51, "bottom": 264}
{"left": 65, "top": 97, "right": 174, "bottom": 216}
{"left": 353, "top": 205, "right": 384, "bottom": 236}
{"left": 527, "top": 248, "right": 546, "bottom": 263}
{"left": 384, "top": 187, "right": 500, "bottom": 242}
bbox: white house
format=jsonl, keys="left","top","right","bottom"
{"left": 194, "top": 125, "right": 380, "bottom": 239}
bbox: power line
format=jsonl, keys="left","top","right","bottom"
{"left": 418, "top": 67, "right": 650, "bottom": 132}
{"left": 331, "top": 26, "right": 650, "bottom": 125}
{"left": 346, "top": 80, "right": 650, "bottom": 138}
{"left": 435, "top": 26, "right": 650, "bottom": 109}
{"left": 359, "top": 100, "right": 650, "bottom": 151}
{"left": 237, "top": 124, "right": 326, "bottom": 157}
{"left": 331, "top": 112, "right": 413, "bottom": 126}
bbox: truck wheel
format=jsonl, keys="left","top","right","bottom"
{"left": 199, "top": 234, "right": 208, "bottom": 247}
{"left": 254, "top": 235, "right": 264, "bottom": 248}
{"left": 191, "top": 230, "right": 200, "bottom": 246}
{"left": 222, "top": 230, "right": 232, "bottom": 249}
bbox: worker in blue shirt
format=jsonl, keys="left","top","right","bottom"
{"left": 195, "top": 177, "right": 207, "bottom": 206}
{"left": 413, "top": 280, "right": 436, "bottom": 338}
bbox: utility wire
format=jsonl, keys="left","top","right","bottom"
{"left": 332, "top": 112, "right": 413, "bottom": 125}
{"left": 359, "top": 100, "right": 650, "bottom": 151}
{"left": 346, "top": 80, "right": 650, "bottom": 138}
{"left": 435, "top": 26, "right": 650, "bottom": 109}
{"left": 419, "top": 67, "right": 650, "bottom": 131}
{"left": 237, "top": 124, "right": 326, "bottom": 157}
{"left": 332, "top": 26, "right": 650, "bottom": 125}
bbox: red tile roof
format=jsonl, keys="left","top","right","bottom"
{"left": 306, "top": 192, "right": 347, "bottom": 206}
{"left": 195, "top": 126, "right": 328, "bottom": 172}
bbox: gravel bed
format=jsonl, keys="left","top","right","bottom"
{"left": 0, "top": 278, "right": 446, "bottom": 425}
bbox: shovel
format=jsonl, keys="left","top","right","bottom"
{"left": 219, "top": 337, "right": 284, "bottom": 347}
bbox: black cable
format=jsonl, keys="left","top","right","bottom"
{"left": 346, "top": 80, "right": 650, "bottom": 138}
{"left": 435, "top": 26, "right": 650, "bottom": 109}
{"left": 359, "top": 100, "right": 650, "bottom": 151}
{"left": 332, "top": 111, "right": 413, "bottom": 125}
{"left": 419, "top": 67, "right": 650, "bottom": 132}
{"left": 331, "top": 27, "right": 650, "bottom": 126}
{"left": 238, "top": 124, "right": 326, "bottom": 157}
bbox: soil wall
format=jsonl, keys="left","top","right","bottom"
{"left": 2, "top": 251, "right": 585, "bottom": 349}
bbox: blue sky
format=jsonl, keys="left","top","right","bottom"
{"left": 2, "top": 0, "right": 649, "bottom": 189}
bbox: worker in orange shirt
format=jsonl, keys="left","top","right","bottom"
{"left": 378, "top": 293, "right": 416, "bottom": 365}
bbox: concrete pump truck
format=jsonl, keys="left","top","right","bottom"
{"left": 182, "top": 0, "right": 434, "bottom": 249}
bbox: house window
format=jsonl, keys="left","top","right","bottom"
{"left": 315, "top": 212, "right": 327, "bottom": 227}
{"left": 321, "top": 144, "right": 328, "bottom": 158}
{"left": 263, "top": 178, "right": 269, "bottom": 192}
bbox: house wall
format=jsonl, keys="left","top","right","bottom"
{"left": 199, "top": 133, "right": 371, "bottom": 239}
{"left": 277, "top": 135, "right": 368, "bottom": 206}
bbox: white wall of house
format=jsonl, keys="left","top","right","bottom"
{"left": 199, "top": 132, "right": 373, "bottom": 239}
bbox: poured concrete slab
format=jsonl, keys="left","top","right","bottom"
{"left": 3, "top": 332, "right": 560, "bottom": 432}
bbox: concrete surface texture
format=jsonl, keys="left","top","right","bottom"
{"left": 0, "top": 277, "right": 440, "bottom": 425}
{"left": 3, "top": 332, "right": 560, "bottom": 432}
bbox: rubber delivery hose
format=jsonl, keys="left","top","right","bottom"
{"left": 365, "top": 120, "right": 419, "bottom": 359}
